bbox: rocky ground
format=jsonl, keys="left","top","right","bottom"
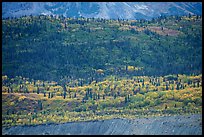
{"left": 2, "top": 114, "right": 202, "bottom": 135}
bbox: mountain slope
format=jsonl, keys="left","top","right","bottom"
{"left": 2, "top": 2, "right": 202, "bottom": 20}
{"left": 2, "top": 114, "right": 202, "bottom": 135}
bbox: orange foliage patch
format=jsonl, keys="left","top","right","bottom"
{"left": 148, "top": 26, "right": 180, "bottom": 36}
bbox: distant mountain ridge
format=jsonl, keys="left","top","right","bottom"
{"left": 2, "top": 2, "right": 202, "bottom": 20}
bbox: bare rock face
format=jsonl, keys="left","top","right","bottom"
{"left": 2, "top": 2, "right": 202, "bottom": 20}
{"left": 2, "top": 114, "right": 202, "bottom": 135}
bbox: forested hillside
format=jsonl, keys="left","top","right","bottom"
{"left": 2, "top": 14, "right": 202, "bottom": 84}
{"left": 2, "top": 14, "right": 202, "bottom": 128}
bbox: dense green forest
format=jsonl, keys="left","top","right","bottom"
{"left": 2, "top": 15, "right": 202, "bottom": 84}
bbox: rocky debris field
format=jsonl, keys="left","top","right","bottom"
{"left": 2, "top": 114, "right": 202, "bottom": 135}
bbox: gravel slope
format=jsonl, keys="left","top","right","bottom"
{"left": 2, "top": 114, "right": 202, "bottom": 135}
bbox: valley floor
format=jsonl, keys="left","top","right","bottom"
{"left": 2, "top": 114, "right": 202, "bottom": 135}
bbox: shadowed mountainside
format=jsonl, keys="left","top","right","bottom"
{"left": 2, "top": 2, "right": 202, "bottom": 20}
